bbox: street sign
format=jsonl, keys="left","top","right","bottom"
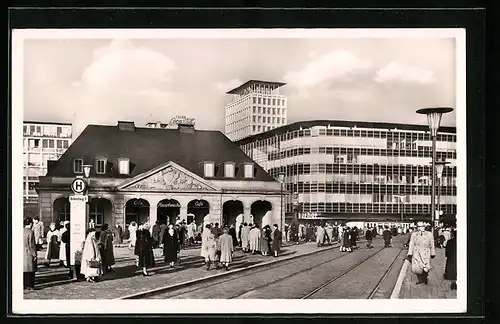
{"left": 71, "top": 178, "right": 87, "bottom": 194}
{"left": 69, "top": 195, "right": 88, "bottom": 203}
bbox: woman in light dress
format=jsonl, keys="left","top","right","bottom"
{"left": 218, "top": 227, "right": 234, "bottom": 270}
{"left": 81, "top": 229, "right": 102, "bottom": 283}
{"left": 249, "top": 224, "right": 261, "bottom": 255}
{"left": 58, "top": 220, "right": 70, "bottom": 266}
{"left": 200, "top": 224, "right": 212, "bottom": 263}
{"left": 128, "top": 221, "right": 138, "bottom": 249}
{"left": 240, "top": 223, "right": 250, "bottom": 252}
{"left": 204, "top": 233, "right": 218, "bottom": 270}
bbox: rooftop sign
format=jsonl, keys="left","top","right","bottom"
{"left": 168, "top": 115, "right": 195, "bottom": 127}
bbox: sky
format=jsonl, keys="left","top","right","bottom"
{"left": 22, "top": 36, "right": 457, "bottom": 140}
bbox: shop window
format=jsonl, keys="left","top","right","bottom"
{"left": 73, "top": 159, "right": 83, "bottom": 173}
{"left": 204, "top": 161, "right": 215, "bottom": 178}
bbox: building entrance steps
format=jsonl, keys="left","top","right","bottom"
{"left": 25, "top": 238, "right": 380, "bottom": 300}
{"left": 391, "top": 245, "right": 457, "bottom": 299}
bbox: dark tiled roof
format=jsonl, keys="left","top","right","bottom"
{"left": 226, "top": 80, "right": 286, "bottom": 94}
{"left": 46, "top": 124, "right": 275, "bottom": 182}
{"left": 235, "top": 119, "right": 457, "bottom": 145}
{"left": 24, "top": 120, "right": 72, "bottom": 126}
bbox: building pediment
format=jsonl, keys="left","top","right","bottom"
{"left": 117, "top": 161, "right": 219, "bottom": 192}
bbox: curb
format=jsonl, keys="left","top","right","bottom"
{"left": 118, "top": 242, "right": 344, "bottom": 299}
{"left": 390, "top": 258, "right": 409, "bottom": 299}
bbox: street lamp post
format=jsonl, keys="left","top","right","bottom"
{"left": 278, "top": 172, "right": 285, "bottom": 242}
{"left": 394, "top": 195, "right": 406, "bottom": 224}
{"left": 434, "top": 159, "right": 450, "bottom": 226}
{"left": 416, "top": 107, "right": 453, "bottom": 235}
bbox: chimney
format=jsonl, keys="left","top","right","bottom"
{"left": 178, "top": 123, "right": 195, "bottom": 134}
{"left": 118, "top": 121, "right": 135, "bottom": 131}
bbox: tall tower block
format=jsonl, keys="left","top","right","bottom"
{"left": 224, "top": 80, "right": 287, "bottom": 142}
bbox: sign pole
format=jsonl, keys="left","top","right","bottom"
{"left": 69, "top": 177, "right": 89, "bottom": 280}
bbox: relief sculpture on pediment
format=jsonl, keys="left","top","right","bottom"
{"left": 130, "top": 166, "right": 213, "bottom": 191}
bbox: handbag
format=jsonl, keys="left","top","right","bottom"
{"left": 87, "top": 259, "right": 101, "bottom": 268}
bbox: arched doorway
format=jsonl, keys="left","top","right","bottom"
{"left": 89, "top": 198, "right": 113, "bottom": 228}
{"left": 53, "top": 197, "right": 70, "bottom": 224}
{"left": 125, "top": 198, "right": 150, "bottom": 226}
{"left": 187, "top": 199, "right": 210, "bottom": 226}
{"left": 222, "top": 200, "right": 243, "bottom": 228}
{"left": 157, "top": 199, "right": 181, "bottom": 225}
{"left": 251, "top": 200, "right": 272, "bottom": 228}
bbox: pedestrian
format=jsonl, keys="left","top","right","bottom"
{"left": 271, "top": 224, "right": 282, "bottom": 257}
{"left": 135, "top": 223, "right": 155, "bottom": 276}
{"left": 187, "top": 221, "right": 196, "bottom": 246}
{"left": 128, "top": 221, "right": 138, "bottom": 249}
{"left": 325, "top": 224, "right": 334, "bottom": 245}
{"left": 32, "top": 216, "right": 44, "bottom": 251}
{"left": 44, "top": 222, "right": 60, "bottom": 266}
{"left": 200, "top": 224, "right": 212, "bottom": 263}
{"left": 383, "top": 225, "right": 392, "bottom": 247}
{"left": 163, "top": 224, "right": 180, "bottom": 267}
{"left": 406, "top": 221, "right": 436, "bottom": 285}
{"left": 178, "top": 222, "right": 187, "bottom": 250}
{"left": 365, "top": 227, "right": 373, "bottom": 248}
{"left": 260, "top": 225, "right": 272, "bottom": 256}
{"left": 152, "top": 220, "right": 161, "bottom": 248}
{"left": 338, "top": 225, "right": 344, "bottom": 243}
{"left": 203, "top": 233, "right": 218, "bottom": 270}
{"left": 61, "top": 222, "right": 82, "bottom": 279}
{"left": 316, "top": 224, "right": 326, "bottom": 247}
{"left": 218, "top": 227, "right": 234, "bottom": 270}
{"left": 238, "top": 223, "right": 243, "bottom": 247}
{"left": 240, "top": 223, "right": 250, "bottom": 252}
{"left": 351, "top": 226, "right": 358, "bottom": 249}
{"left": 444, "top": 229, "right": 457, "bottom": 290}
{"left": 98, "top": 223, "right": 115, "bottom": 273}
{"left": 249, "top": 224, "right": 262, "bottom": 254}
{"left": 306, "top": 224, "right": 314, "bottom": 242}
{"left": 23, "top": 217, "right": 37, "bottom": 290}
{"left": 81, "top": 229, "right": 102, "bottom": 283}
{"left": 340, "top": 226, "right": 352, "bottom": 252}
{"left": 228, "top": 224, "right": 238, "bottom": 250}
{"left": 112, "top": 223, "right": 124, "bottom": 247}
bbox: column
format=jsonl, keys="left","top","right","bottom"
{"left": 180, "top": 205, "right": 188, "bottom": 223}
{"left": 149, "top": 204, "right": 157, "bottom": 234}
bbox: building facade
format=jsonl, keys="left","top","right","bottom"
{"left": 236, "top": 120, "right": 457, "bottom": 224}
{"left": 35, "top": 121, "right": 284, "bottom": 232}
{"left": 225, "top": 80, "right": 288, "bottom": 142}
{"left": 23, "top": 121, "right": 72, "bottom": 206}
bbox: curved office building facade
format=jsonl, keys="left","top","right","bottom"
{"left": 236, "top": 120, "right": 457, "bottom": 224}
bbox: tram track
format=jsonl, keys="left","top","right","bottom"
{"left": 123, "top": 242, "right": 349, "bottom": 299}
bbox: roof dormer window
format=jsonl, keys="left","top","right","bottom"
{"left": 244, "top": 163, "right": 254, "bottom": 179}
{"left": 204, "top": 161, "right": 215, "bottom": 178}
{"left": 96, "top": 158, "right": 107, "bottom": 175}
{"left": 118, "top": 158, "right": 130, "bottom": 175}
{"left": 224, "top": 162, "right": 235, "bottom": 178}
{"left": 73, "top": 159, "right": 83, "bottom": 174}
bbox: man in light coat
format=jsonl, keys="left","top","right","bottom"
{"left": 406, "top": 221, "right": 436, "bottom": 285}
{"left": 32, "top": 216, "right": 44, "bottom": 251}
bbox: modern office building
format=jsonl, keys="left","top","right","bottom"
{"left": 35, "top": 121, "right": 283, "bottom": 231}
{"left": 235, "top": 120, "right": 457, "bottom": 225}
{"left": 225, "top": 80, "right": 288, "bottom": 142}
{"left": 23, "top": 121, "right": 72, "bottom": 209}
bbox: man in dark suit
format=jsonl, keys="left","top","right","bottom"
{"left": 271, "top": 224, "right": 282, "bottom": 257}
{"left": 382, "top": 225, "right": 392, "bottom": 247}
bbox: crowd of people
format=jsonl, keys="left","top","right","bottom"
{"left": 23, "top": 216, "right": 456, "bottom": 292}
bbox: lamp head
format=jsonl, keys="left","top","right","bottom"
{"left": 83, "top": 164, "right": 93, "bottom": 178}
{"left": 416, "top": 107, "right": 454, "bottom": 137}
{"left": 278, "top": 172, "right": 285, "bottom": 183}
{"left": 433, "top": 159, "right": 451, "bottom": 179}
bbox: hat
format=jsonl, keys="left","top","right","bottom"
{"left": 417, "top": 221, "right": 425, "bottom": 227}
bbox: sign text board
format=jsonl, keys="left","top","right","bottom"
{"left": 69, "top": 195, "right": 88, "bottom": 265}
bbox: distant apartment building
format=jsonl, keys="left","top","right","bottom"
{"left": 23, "top": 121, "right": 72, "bottom": 204}
{"left": 224, "top": 80, "right": 287, "bottom": 142}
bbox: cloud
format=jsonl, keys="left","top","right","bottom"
{"left": 374, "top": 61, "right": 435, "bottom": 84}
{"left": 78, "top": 39, "right": 177, "bottom": 94}
{"left": 284, "top": 50, "right": 371, "bottom": 89}
{"left": 214, "top": 78, "right": 243, "bottom": 93}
